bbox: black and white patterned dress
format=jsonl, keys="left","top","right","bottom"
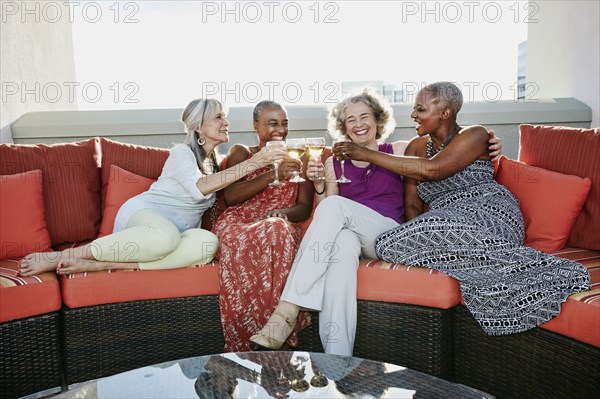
{"left": 375, "top": 157, "right": 591, "bottom": 335}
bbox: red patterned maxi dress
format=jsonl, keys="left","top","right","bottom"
{"left": 212, "top": 165, "right": 311, "bottom": 352}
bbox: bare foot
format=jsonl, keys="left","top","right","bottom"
{"left": 19, "top": 251, "right": 63, "bottom": 277}
{"left": 56, "top": 252, "right": 141, "bottom": 274}
{"left": 18, "top": 246, "right": 90, "bottom": 277}
{"left": 57, "top": 257, "right": 107, "bottom": 275}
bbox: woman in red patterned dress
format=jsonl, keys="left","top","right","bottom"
{"left": 212, "top": 101, "right": 314, "bottom": 352}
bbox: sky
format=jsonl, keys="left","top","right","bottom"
{"left": 70, "top": 1, "right": 529, "bottom": 110}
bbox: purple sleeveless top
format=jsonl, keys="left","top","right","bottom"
{"left": 333, "top": 143, "right": 404, "bottom": 223}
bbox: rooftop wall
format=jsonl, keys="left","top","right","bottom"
{"left": 11, "top": 97, "right": 593, "bottom": 160}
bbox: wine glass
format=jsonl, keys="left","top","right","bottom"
{"left": 266, "top": 140, "right": 286, "bottom": 186}
{"left": 286, "top": 138, "right": 306, "bottom": 183}
{"left": 275, "top": 369, "right": 291, "bottom": 394}
{"left": 333, "top": 137, "right": 351, "bottom": 183}
{"left": 310, "top": 372, "right": 329, "bottom": 388}
{"left": 291, "top": 378, "right": 310, "bottom": 392}
{"left": 305, "top": 137, "right": 326, "bottom": 181}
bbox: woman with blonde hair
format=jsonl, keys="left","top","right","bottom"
{"left": 19, "top": 98, "right": 287, "bottom": 276}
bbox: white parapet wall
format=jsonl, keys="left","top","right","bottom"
{"left": 10, "top": 97, "right": 593, "bottom": 160}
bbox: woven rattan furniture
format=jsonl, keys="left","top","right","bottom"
{"left": 297, "top": 302, "right": 454, "bottom": 379}
{"left": 453, "top": 305, "right": 599, "bottom": 399}
{"left": 2, "top": 126, "right": 598, "bottom": 399}
{"left": 60, "top": 296, "right": 224, "bottom": 385}
{"left": 0, "top": 312, "right": 62, "bottom": 398}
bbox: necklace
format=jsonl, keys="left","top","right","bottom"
{"left": 427, "top": 125, "right": 461, "bottom": 158}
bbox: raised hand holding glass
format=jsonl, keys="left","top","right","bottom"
{"left": 266, "top": 140, "right": 286, "bottom": 186}
{"left": 286, "top": 138, "right": 306, "bottom": 183}
{"left": 305, "top": 137, "right": 326, "bottom": 181}
{"left": 333, "top": 137, "right": 351, "bottom": 183}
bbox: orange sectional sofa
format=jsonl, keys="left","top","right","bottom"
{"left": 1, "top": 125, "right": 598, "bottom": 399}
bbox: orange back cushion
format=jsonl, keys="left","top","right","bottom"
{"left": 519, "top": 124, "right": 600, "bottom": 250}
{"left": 496, "top": 157, "right": 591, "bottom": 252}
{"left": 0, "top": 139, "right": 101, "bottom": 246}
{"left": 100, "top": 138, "right": 169, "bottom": 211}
{"left": 98, "top": 165, "right": 156, "bottom": 237}
{"left": 0, "top": 170, "right": 52, "bottom": 258}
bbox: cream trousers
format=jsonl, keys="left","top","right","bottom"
{"left": 91, "top": 209, "right": 219, "bottom": 270}
{"left": 281, "top": 196, "right": 399, "bottom": 356}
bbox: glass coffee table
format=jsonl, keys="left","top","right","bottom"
{"left": 56, "top": 351, "right": 493, "bottom": 398}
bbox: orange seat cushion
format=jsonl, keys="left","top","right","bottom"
{"left": 539, "top": 248, "right": 600, "bottom": 348}
{"left": 0, "top": 139, "right": 101, "bottom": 246}
{"left": 1, "top": 170, "right": 52, "bottom": 259}
{"left": 0, "top": 260, "right": 62, "bottom": 323}
{"left": 98, "top": 165, "right": 156, "bottom": 237}
{"left": 495, "top": 156, "right": 591, "bottom": 252}
{"left": 519, "top": 124, "right": 600, "bottom": 250}
{"left": 357, "top": 259, "right": 461, "bottom": 309}
{"left": 60, "top": 262, "right": 220, "bottom": 308}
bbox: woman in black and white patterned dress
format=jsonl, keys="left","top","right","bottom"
{"left": 333, "top": 82, "right": 591, "bottom": 335}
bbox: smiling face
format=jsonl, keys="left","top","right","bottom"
{"left": 254, "top": 106, "right": 289, "bottom": 145}
{"left": 410, "top": 90, "right": 447, "bottom": 137}
{"left": 343, "top": 101, "right": 378, "bottom": 147}
{"left": 197, "top": 109, "right": 230, "bottom": 146}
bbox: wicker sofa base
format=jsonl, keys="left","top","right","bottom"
{"left": 453, "top": 305, "right": 599, "bottom": 399}
{"left": 296, "top": 300, "right": 454, "bottom": 379}
{"left": 16, "top": 299, "right": 594, "bottom": 398}
{"left": 61, "top": 296, "right": 224, "bottom": 385}
{"left": 0, "top": 312, "right": 62, "bottom": 399}
{"left": 60, "top": 297, "right": 455, "bottom": 389}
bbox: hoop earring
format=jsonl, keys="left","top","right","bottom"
{"left": 197, "top": 136, "right": 206, "bottom": 146}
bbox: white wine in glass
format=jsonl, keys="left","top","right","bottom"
{"left": 266, "top": 140, "right": 286, "bottom": 186}
{"left": 286, "top": 138, "right": 306, "bottom": 183}
{"left": 305, "top": 137, "right": 326, "bottom": 181}
{"left": 306, "top": 137, "right": 326, "bottom": 158}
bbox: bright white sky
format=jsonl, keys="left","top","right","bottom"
{"left": 71, "top": 1, "right": 529, "bottom": 110}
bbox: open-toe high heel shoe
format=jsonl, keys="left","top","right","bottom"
{"left": 250, "top": 311, "right": 297, "bottom": 350}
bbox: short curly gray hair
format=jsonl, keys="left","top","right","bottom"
{"left": 421, "top": 81, "right": 463, "bottom": 116}
{"left": 328, "top": 87, "right": 396, "bottom": 142}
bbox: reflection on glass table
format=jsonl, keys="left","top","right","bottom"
{"left": 55, "top": 351, "right": 493, "bottom": 398}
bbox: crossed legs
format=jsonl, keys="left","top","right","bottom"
{"left": 250, "top": 196, "right": 398, "bottom": 354}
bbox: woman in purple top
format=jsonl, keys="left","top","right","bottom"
{"left": 251, "top": 88, "right": 502, "bottom": 356}
{"left": 334, "top": 142, "right": 405, "bottom": 224}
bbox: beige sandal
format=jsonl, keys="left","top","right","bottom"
{"left": 249, "top": 311, "right": 297, "bottom": 350}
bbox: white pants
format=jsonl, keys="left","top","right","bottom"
{"left": 281, "top": 196, "right": 399, "bottom": 355}
{"left": 92, "top": 209, "right": 219, "bottom": 270}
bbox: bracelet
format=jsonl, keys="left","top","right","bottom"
{"left": 314, "top": 184, "right": 325, "bottom": 195}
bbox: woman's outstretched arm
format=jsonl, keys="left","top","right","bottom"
{"left": 335, "top": 125, "right": 490, "bottom": 181}
{"left": 196, "top": 144, "right": 286, "bottom": 197}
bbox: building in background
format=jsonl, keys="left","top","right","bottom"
{"left": 342, "top": 81, "right": 405, "bottom": 103}
{"left": 517, "top": 41, "right": 527, "bottom": 100}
